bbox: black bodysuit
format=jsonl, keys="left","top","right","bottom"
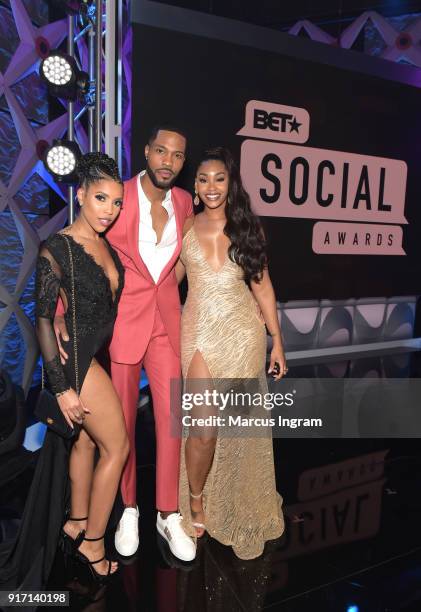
{"left": 0, "top": 232, "right": 124, "bottom": 595}
{"left": 36, "top": 232, "right": 124, "bottom": 394}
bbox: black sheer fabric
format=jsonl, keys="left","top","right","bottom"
{"left": 35, "top": 233, "right": 124, "bottom": 394}
{"left": 0, "top": 232, "right": 124, "bottom": 599}
{"left": 35, "top": 251, "right": 70, "bottom": 395}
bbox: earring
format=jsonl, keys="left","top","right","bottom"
{"left": 194, "top": 192, "right": 200, "bottom": 206}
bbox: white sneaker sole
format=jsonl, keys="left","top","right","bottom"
{"left": 156, "top": 522, "right": 196, "bottom": 562}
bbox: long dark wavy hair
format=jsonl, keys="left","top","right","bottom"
{"left": 197, "top": 147, "right": 267, "bottom": 283}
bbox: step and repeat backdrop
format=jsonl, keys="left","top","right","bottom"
{"left": 131, "top": 15, "right": 421, "bottom": 301}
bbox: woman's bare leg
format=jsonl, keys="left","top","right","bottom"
{"left": 184, "top": 350, "right": 217, "bottom": 536}
{"left": 69, "top": 360, "right": 129, "bottom": 574}
{"left": 63, "top": 428, "right": 96, "bottom": 538}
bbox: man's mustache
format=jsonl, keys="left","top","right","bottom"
{"left": 155, "top": 168, "right": 175, "bottom": 176}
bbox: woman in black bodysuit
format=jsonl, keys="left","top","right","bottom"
{"left": 0, "top": 153, "right": 128, "bottom": 589}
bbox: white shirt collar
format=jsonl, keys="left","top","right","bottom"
{"left": 138, "top": 170, "right": 172, "bottom": 211}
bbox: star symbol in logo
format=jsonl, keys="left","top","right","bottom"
{"left": 289, "top": 117, "right": 302, "bottom": 133}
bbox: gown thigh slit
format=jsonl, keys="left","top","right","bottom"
{"left": 0, "top": 232, "right": 124, "bottom": 591}
{"left": 185, "top": 348, "right": 214, "bottom": 384}
{"left": 179, "top": 226, "right": 284, "bottom": 560}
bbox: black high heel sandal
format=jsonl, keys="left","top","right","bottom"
{"left": 74, "top": 533, "right": 118, "bottom": 584}
{"left": 59, "top": 515, "right": 88, "bottom": 558}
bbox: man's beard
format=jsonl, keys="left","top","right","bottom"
{"left": 146, "top": 163, "right": 177, "bottom": 190}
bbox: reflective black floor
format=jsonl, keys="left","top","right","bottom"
{"left": 2, "top": 350, "right": 421, "bottom": 612}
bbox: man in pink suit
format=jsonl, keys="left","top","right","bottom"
{"left": 55, "top": 126, "right": 195, "bottom": 561}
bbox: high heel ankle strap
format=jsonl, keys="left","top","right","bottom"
{"left": 89, "top": 555, "right": 106, "bottom": 565}
{"left": 69, "top": 516, "right": 88, "bottom": 521}
{"left": 190, "top": 489, "right": 203, "bottom": 499}
{"left": 83, "top": 534, "right": 105, "bottom": 542}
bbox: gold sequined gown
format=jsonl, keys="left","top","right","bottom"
{"left": 179, "top": 225, "right": 284, "bottom": 560}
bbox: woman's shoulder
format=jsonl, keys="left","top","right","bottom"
{"left": 182, "top": 214, "right": 195, "bottom": 236}
{"left": 40, "top": 231, "right": 71, "bottom": 260}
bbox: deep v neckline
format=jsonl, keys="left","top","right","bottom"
{"left": 189, "top": 224, "right": 229, "bottom": 275}
{"left": 60, "top": 233, "right": 121, "bottom": 303}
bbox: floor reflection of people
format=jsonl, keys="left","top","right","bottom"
{"left": 63, "top": 578, "right": 107, "bottom": 612}
{"left": 177, "top": 536, "right": 280, "bottom": 612}
{"left": 176, "top": 147, "right": 285, "bottom": 559}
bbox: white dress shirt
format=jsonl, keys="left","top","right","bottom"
{"left": 137, "top": 170, "right": 177, "bottom": 283}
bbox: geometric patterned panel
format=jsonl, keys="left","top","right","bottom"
{"left": 0, "top": 6, "right": 20, "bottom": 74}
{"left": 1, "top": 311, "right": 26, "bottom": 387}
{"left": 0, "top": 0, "right": 67, "bottom": 394}
{"left": 352, "top": 298, "right": 387, "bottom": 345}
{"left": 365, "top": 12, "right": 421, "bottom": 61}
{"left": 14, "top": 172, "right": 49, "bottom": 218}
{"left": 289, "top": 11, "right": 421, "bottom": 69}
{"left": 382, "top": 352, "right": 412, "bottom": 378}
{"left": 319, "top": 299, "right": 354, "bottom": 348}
{"left": 0, "top": 106, "right": 21, "bottom": 185}
{"left": 348, "top": 355, "right": 382, "bottom": 379}
{"left": 384, "top": 297, "right": 417, "bottom": 341}
{"left": 278, "top": 300, "right": 320, "bottom": 351}
{"left": 265, "top": 297, "right": 418, "bottom": 354}
{"left": 0, "top": 204, "right": 24, "bottom": 294}
{"left": 19, "top": 0, "right": 48, "bottom": 26}
{"left": 11, "top": 72, "right": 50, "bottom": 125}
{"left": 0, "top": 0, "right": 133, "bottom": 394}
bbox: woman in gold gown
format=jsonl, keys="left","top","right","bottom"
{"left": 175, "top": 147, "right": 286, "bottom": 559}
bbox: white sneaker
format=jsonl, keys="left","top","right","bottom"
{"left": 114, "top": 506, "right": 139, "bottom": 556}
{"left": 156, "top": 512, "right": 196, "bottom": 562}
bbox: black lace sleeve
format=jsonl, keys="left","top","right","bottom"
{"left": 35, "top": 244, "right": 71, "bottom": 395}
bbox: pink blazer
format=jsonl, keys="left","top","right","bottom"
{"left": 106, "top": 175, "right": 192, "bottom": 364}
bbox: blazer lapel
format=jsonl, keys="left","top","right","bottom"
{"left": 156, "top": 188, "right": 183, "bottom": 285}
{"left": 127, "top": 174, "right": 155, "bottom": 283}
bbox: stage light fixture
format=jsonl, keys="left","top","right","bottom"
{"left": 42, "top": 54, "right": 73, "bottom": 86}
{"left": 43, "top": 140, "right": 82, "bottom": 184}
{"left": 40, "top": 52, "right": 89, "bottom": 101}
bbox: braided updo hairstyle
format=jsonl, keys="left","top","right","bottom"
{"left": 76, "top": 152, "right": 122, "bottom": 189}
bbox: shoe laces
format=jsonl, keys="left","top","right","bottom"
{"left": 165, "top": 512, "right": 183, "bottom": 531}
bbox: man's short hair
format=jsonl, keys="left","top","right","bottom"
{"left": 148, "top": 123, "right": 188, "bottom": 144}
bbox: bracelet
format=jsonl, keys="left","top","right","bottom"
{"left": 55, "top": 388, "right": 70, "bottom": 398}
